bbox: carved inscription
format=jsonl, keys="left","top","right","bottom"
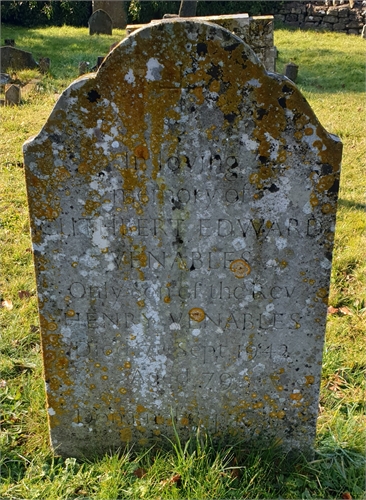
{"left": 42, "top": 215, "right": 324, "bottom": 241}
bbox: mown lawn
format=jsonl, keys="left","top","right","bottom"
{"left": 0, "top": 23, "right": 365, "bottom": 499}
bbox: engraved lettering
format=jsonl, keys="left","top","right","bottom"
{"left": 218, "top": 219, "right": 233, "bottom": 237}
{"left": 70, "top": 282, "right": 86, "bottom": 298}
{"left": 199, "top": 219, "right": 211, "bottom": 236}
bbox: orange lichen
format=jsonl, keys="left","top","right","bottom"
{"left": 189, "top": 308, "right": 205, "bottom": 322}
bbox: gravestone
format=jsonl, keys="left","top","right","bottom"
{"left": 78, "top": 61, "right": 90, "bottom": 76}
{"left": 284, "top": 62, "right": 299, "bottom": 82}
{"left": 5, "top": 84, "right": 21, "bottom": 105}
{"left": 93, "top": 1, "right": 127, "bottom": 29}
{"left": 23, "top": 20, "right": 342, "bottom": 458}
{"left": 88, "top": 9, "right": 113, "bottom": 35}
{"left": 0, "top": 46, "right": 38, "bottom": 73}
{"left": 39, "top": 57, "right": 51, "bottom": 74}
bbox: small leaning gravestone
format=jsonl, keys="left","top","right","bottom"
{"left": 0, "top": 46, "right": 38, "bottom": 73}
{"left": 5, "top": 84, "right": 21, "bottom": 105}
{"left": 23, "top": 20, "right": 342, "bottom": 458}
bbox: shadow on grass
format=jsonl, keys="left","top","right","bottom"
{"left": 338, "top": 198, "right": 366, "bottom": 211}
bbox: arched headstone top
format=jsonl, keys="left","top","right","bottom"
{"left": 88, "top": 8, "right": 113, "bottom": 35}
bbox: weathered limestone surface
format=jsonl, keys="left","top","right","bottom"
{"left": 127, "top": 14, "right": 276, "bottom": 72}
{"left": 24, "top": 20, "right": 342, "bottom": 458}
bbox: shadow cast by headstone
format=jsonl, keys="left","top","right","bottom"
{"left": 13, "top": 28, "right": 123, "bottom": 75}
{"left": 337, "top": 198, "right": 366, "bottom": 211}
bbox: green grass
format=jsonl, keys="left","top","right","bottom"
{"left": 1, "top": 24, "right": 365, "bottom": 499}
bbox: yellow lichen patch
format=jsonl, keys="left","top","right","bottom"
{"left": 316, "top": 174, "right": 336, "bottom": 193}
{"left": 136, "top": 405, "right": 147, "bottom": 414}
{"left": 310, "top": 193, "right": 319, "bottom": 207}
{"left": 119, "top": 387, "right": 127, "bottom": 394}
{"left": 134, "top": 144, "right": 149, "bottom": 160}
{"left": 155, "top": 416, "right": 164, "bottom": 425}
{"left": 137, "top": 300, "right": 145, "bottom": 308}
{"left": 321, "top": 203, "right": 334, "bottom": 214}
{"left": 54, "top": 166, "right": 71, "bottom": 182}
{"left": 305, "top": 376, "right": 315, "bottom": 386}
{"left": 290, "top": 392, "right": 303, "bottom": 401}
{"left": 120, "top": 428, "right": 132, "bottom": 441}
{"left": 304, "top": 127, "right": 313, "bottom": 136}
{"left": 229, "top": 259, "right": 251, "bottom": 279}
{"left": 316, "top": 288, "right": 328, "bottom": 299}
{"left": 189, "top": 307, "right": 205, "bottom": 322}
{"left": 55, "top": 357, "right": 69, "bottom": 370}
{"left": 209, "top": 80, "right": 220, "bottom": 93}
{"left": 180, "top": 417, "right": 189, "bottom": 426}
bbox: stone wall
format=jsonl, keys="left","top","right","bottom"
{"left": 275, "top": 1, "right": 366, "bottom": 34}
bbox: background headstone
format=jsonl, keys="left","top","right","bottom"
{"left": 284, "top": 62, "right": 299, "bottom": 82}
{"left": 39, "top": 57, "right": 51, "bottom": 74}
{"left": 179, "top": 0, "right": 198, "bottom": 17}
{"left": 5, "top": 84, "right": 21, "bottom": 105}
{"left": 0, "top": 46, "right": 38, "bottom": 73}
{"left": 24, "top": 20, "right": 342, "bottom": 458}
{"left": 78, "top": 61, "right": 90, "bottom": 76}
{"left": 88, "top": 9, "right": 113, "bottom": 35}
{"left": 93, "top": 0, "right": 127, "bottom": 29}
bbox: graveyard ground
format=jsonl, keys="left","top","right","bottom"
{"left": 0, "top": 24, "right": 365, "bottom": 499}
